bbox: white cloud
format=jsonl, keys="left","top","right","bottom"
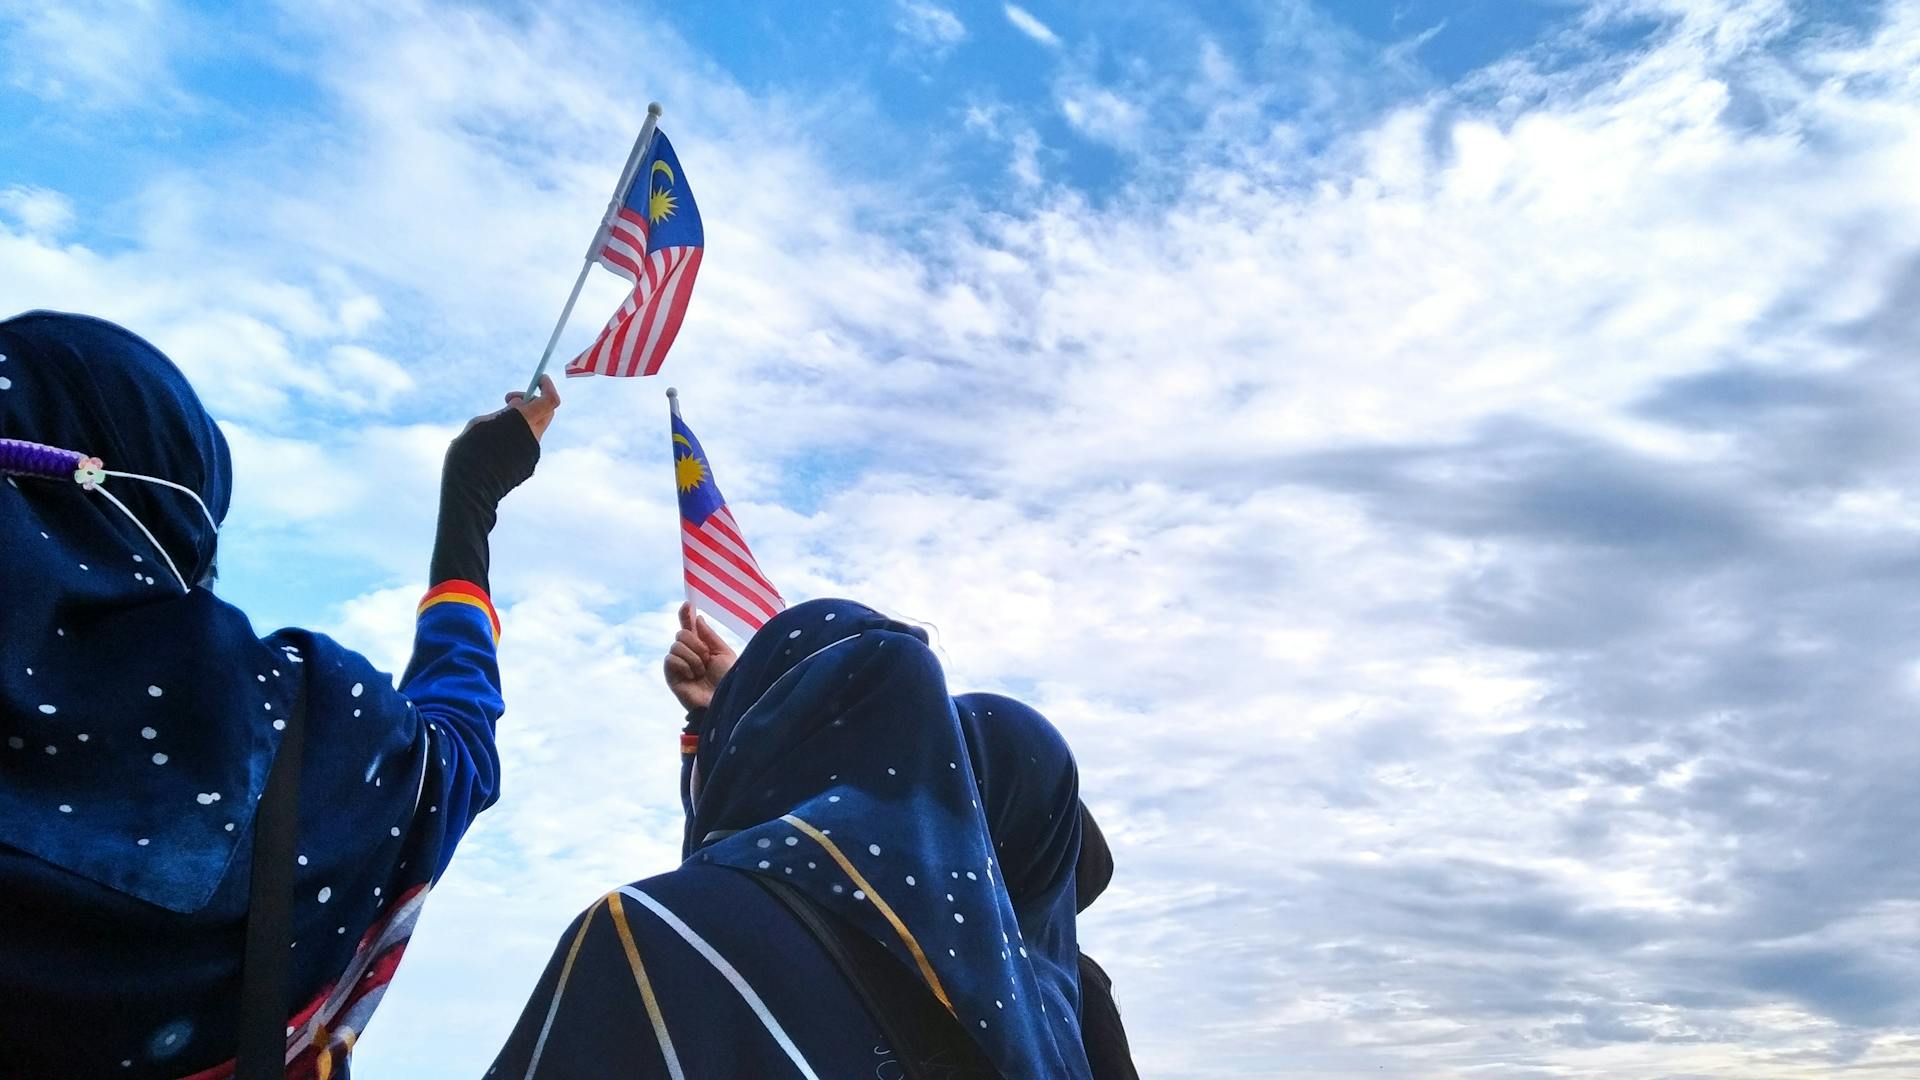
{"left": 0, "top": 218, "right": 417, "bottom": 418}
{"left": 0, "top": 0, "right": 181, "bottom": 107}
{"left": 1058, "top": 83, "right": 1146, "bottom": 147}
{"left": 893, "top": 0, "right": 967, "bottom": 55}
{"left": 1004, "top": 3, "right": 1062, "bottom": 48}
{"left": 0, "top": 185, "right": 74, "bottom": 235}
{"left": 321, "top": 345, "right": 416, "bottom": 411}
{"left": 964, "top": 102, "right": 1048, "bottom": 186}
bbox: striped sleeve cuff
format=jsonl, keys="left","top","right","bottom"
{"left": 417, "top": 580, "right": 501, "bottom": 643}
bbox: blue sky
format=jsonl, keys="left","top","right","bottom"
{"left": 5, "top": 0, "right": 1920, "bottom": 1076}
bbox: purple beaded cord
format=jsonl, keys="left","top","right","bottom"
{"left": 0, "top": 437, "right": 86, "bottom": 480}
{"left": 2, "top": 437, "right": 190, "bottom": 588}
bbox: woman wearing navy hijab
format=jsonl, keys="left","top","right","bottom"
{"left": 488, "top": 598, "right": 1095, "bottom": 1078}
{"left": 0, "top": 311, "right": 557, "bottom": 1077}
{"left": 958, "top": 695, "right": 1141, "bottom": 1079}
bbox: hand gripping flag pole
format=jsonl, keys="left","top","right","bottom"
{"left": 524, "top": 102, "right": 664, "bottom": 398}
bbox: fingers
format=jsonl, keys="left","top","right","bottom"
{"left": 505, "top": 375, "right": 561, "bottom": 406}
{"left": 681, "top": 605, "right": 731, "bottom": 655}
{"left": 529, "top": 374, "right": 560, "bottom": 411}
{"left": 693, "top": 614, "right": 732, "bottom": 655}
{"left": 507, "top": 374, "right": 561, "bottom": 440}
{"left": 669, "top": 637, "right": 706, "bottom": 671}
{"left": 666, "top": 613, "right": 729, "bottom": 712}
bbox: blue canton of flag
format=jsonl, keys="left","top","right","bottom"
{"left": 568, "top": 129, "right": 705, "bottom": 379}
{"left": 673, "top": 410, "right": 784, "bottom": 639}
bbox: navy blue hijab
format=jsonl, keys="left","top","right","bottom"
{"left": 0, "top": 312, "right": 395, "bottom": 914}
{"left": 955, "top": 692, "right": 1086, "bottom": 1021}
{"left": 686, "top": 599, "right": 1093, "bottom": 1078}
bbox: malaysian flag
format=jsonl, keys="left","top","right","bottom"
{"left": 672, "top": 406, "right": 784, "bottom": 640}
{"left": 567, "top": 129, "right": 704, "bottom": 379}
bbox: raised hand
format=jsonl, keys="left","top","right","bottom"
{"left": 497, "top": 374, "right": 561, "bottom": 441}
{"left": 664, "top": 601, "right": 737, "bottom": 712}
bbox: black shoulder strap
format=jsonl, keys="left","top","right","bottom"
{"left": 234, "top": 680, "right": 309, "bottom": 1080}
{"left": 751, "top": 875, "right": 1000, "bottom": 1080}
{"left": 754, "top": 876, "right": 935, "bottom": 1080}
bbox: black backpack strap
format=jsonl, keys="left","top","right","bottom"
{"left": 234, "top": 680, "right": 309, "bottom": 1080}
{"left": 750, "top": 875, "right": 999, "bottom": 1080}
{"left": 754, "top": 876, "right": 934, "bottom": 1080}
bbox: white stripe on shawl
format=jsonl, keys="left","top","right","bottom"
{"left": 618, "top": 885, "right": 821, "bottom": 1079}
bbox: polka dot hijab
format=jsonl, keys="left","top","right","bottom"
{"left": 686, "top": 598, "right": 1093, "bottom": 1079}
{"left": 0, "top": 313, "right": 364, "bottom": 913}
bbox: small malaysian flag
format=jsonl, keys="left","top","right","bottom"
{"left": 671, "top": 403, "right": 783, "bottom": 640}
{"left": 567, "top": 129, "right": 703, "bottom": 379}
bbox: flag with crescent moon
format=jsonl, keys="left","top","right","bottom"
{"left": 568, "top": 129, "right": 704, "bottom": 378}
{"left": 672, "top": 408, "right": 785, "bottom": 640}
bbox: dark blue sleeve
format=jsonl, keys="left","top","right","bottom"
{"left": 400, "top": 582, "right": 505, "bottom": 881}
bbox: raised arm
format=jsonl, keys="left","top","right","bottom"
{"left": 398, "top": 376, "right": 559, "bottom": 875}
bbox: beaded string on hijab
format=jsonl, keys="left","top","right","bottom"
{"left": 1, "top": 436, "right": 219, "bottom": 592}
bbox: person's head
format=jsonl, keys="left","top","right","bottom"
{"left": 682, "top": 598, "right": 1094, "bottom": 1075}
{"left": 953, "top": 694, "right": 1081, "bottom": 906}
{"left": 0, "top": 312, "right": 276, "bottom": 916}
{"left": 687, "top": 608, "right": 1092, "bottom": 924}
{"left": 953, "top": 693, "right": 1088, "bottom": 996}
{"left": 1075, "top": 803, "right": 1114, "bottom": 913}
{"left": 684, "top": 597, "right": 929, "bottom": 838}
{"left": 0, "top": 311, "right": 230, "bottom": 589}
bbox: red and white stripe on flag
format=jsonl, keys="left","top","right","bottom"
{"left": 683, "top": 505, "right": 784, "bottom": 642}
{"left": 566, "top": 207, "right": 703, "bottom": 379}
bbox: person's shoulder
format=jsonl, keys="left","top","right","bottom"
{"left": 619, "top": 860, "right": 763, "bottom": 908}
{"left": 554, "top": 868, "right": 726, "bottom": 961}
{"left": 138, "top": 591, "right": 319, "bottom": 687}
{"left": 257, "top": 627, "right": 395, "bottom": 696}
{"left": 602, "top": 861, "right": 785, "bottom": 945}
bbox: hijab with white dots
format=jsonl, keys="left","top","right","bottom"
{"left": 686, "top": 598, "right": 1093, "bottom": 1079}
{"left": 0, "top": 313, "right": 395, "bottom": 917}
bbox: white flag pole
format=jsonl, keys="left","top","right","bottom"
{"left": 667, "top": 386, "right": 702, "bottom": 623}
{"left": 524, "top": 101, "right": 664, "bottom": 398}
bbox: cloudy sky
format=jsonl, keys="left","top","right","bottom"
{"left": 5, "top": 0, "right": 1920, "bottom": 1075}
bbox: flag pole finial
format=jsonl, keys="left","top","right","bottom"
{"left": 666, "top": 386, "right": 681, "bottom": 418}
{"left": 648, "top": 101, "right": 664, "bottom": 117}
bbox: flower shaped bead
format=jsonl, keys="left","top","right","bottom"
{"left": 73, "top": 456, "right": 106, "bottom": 491}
